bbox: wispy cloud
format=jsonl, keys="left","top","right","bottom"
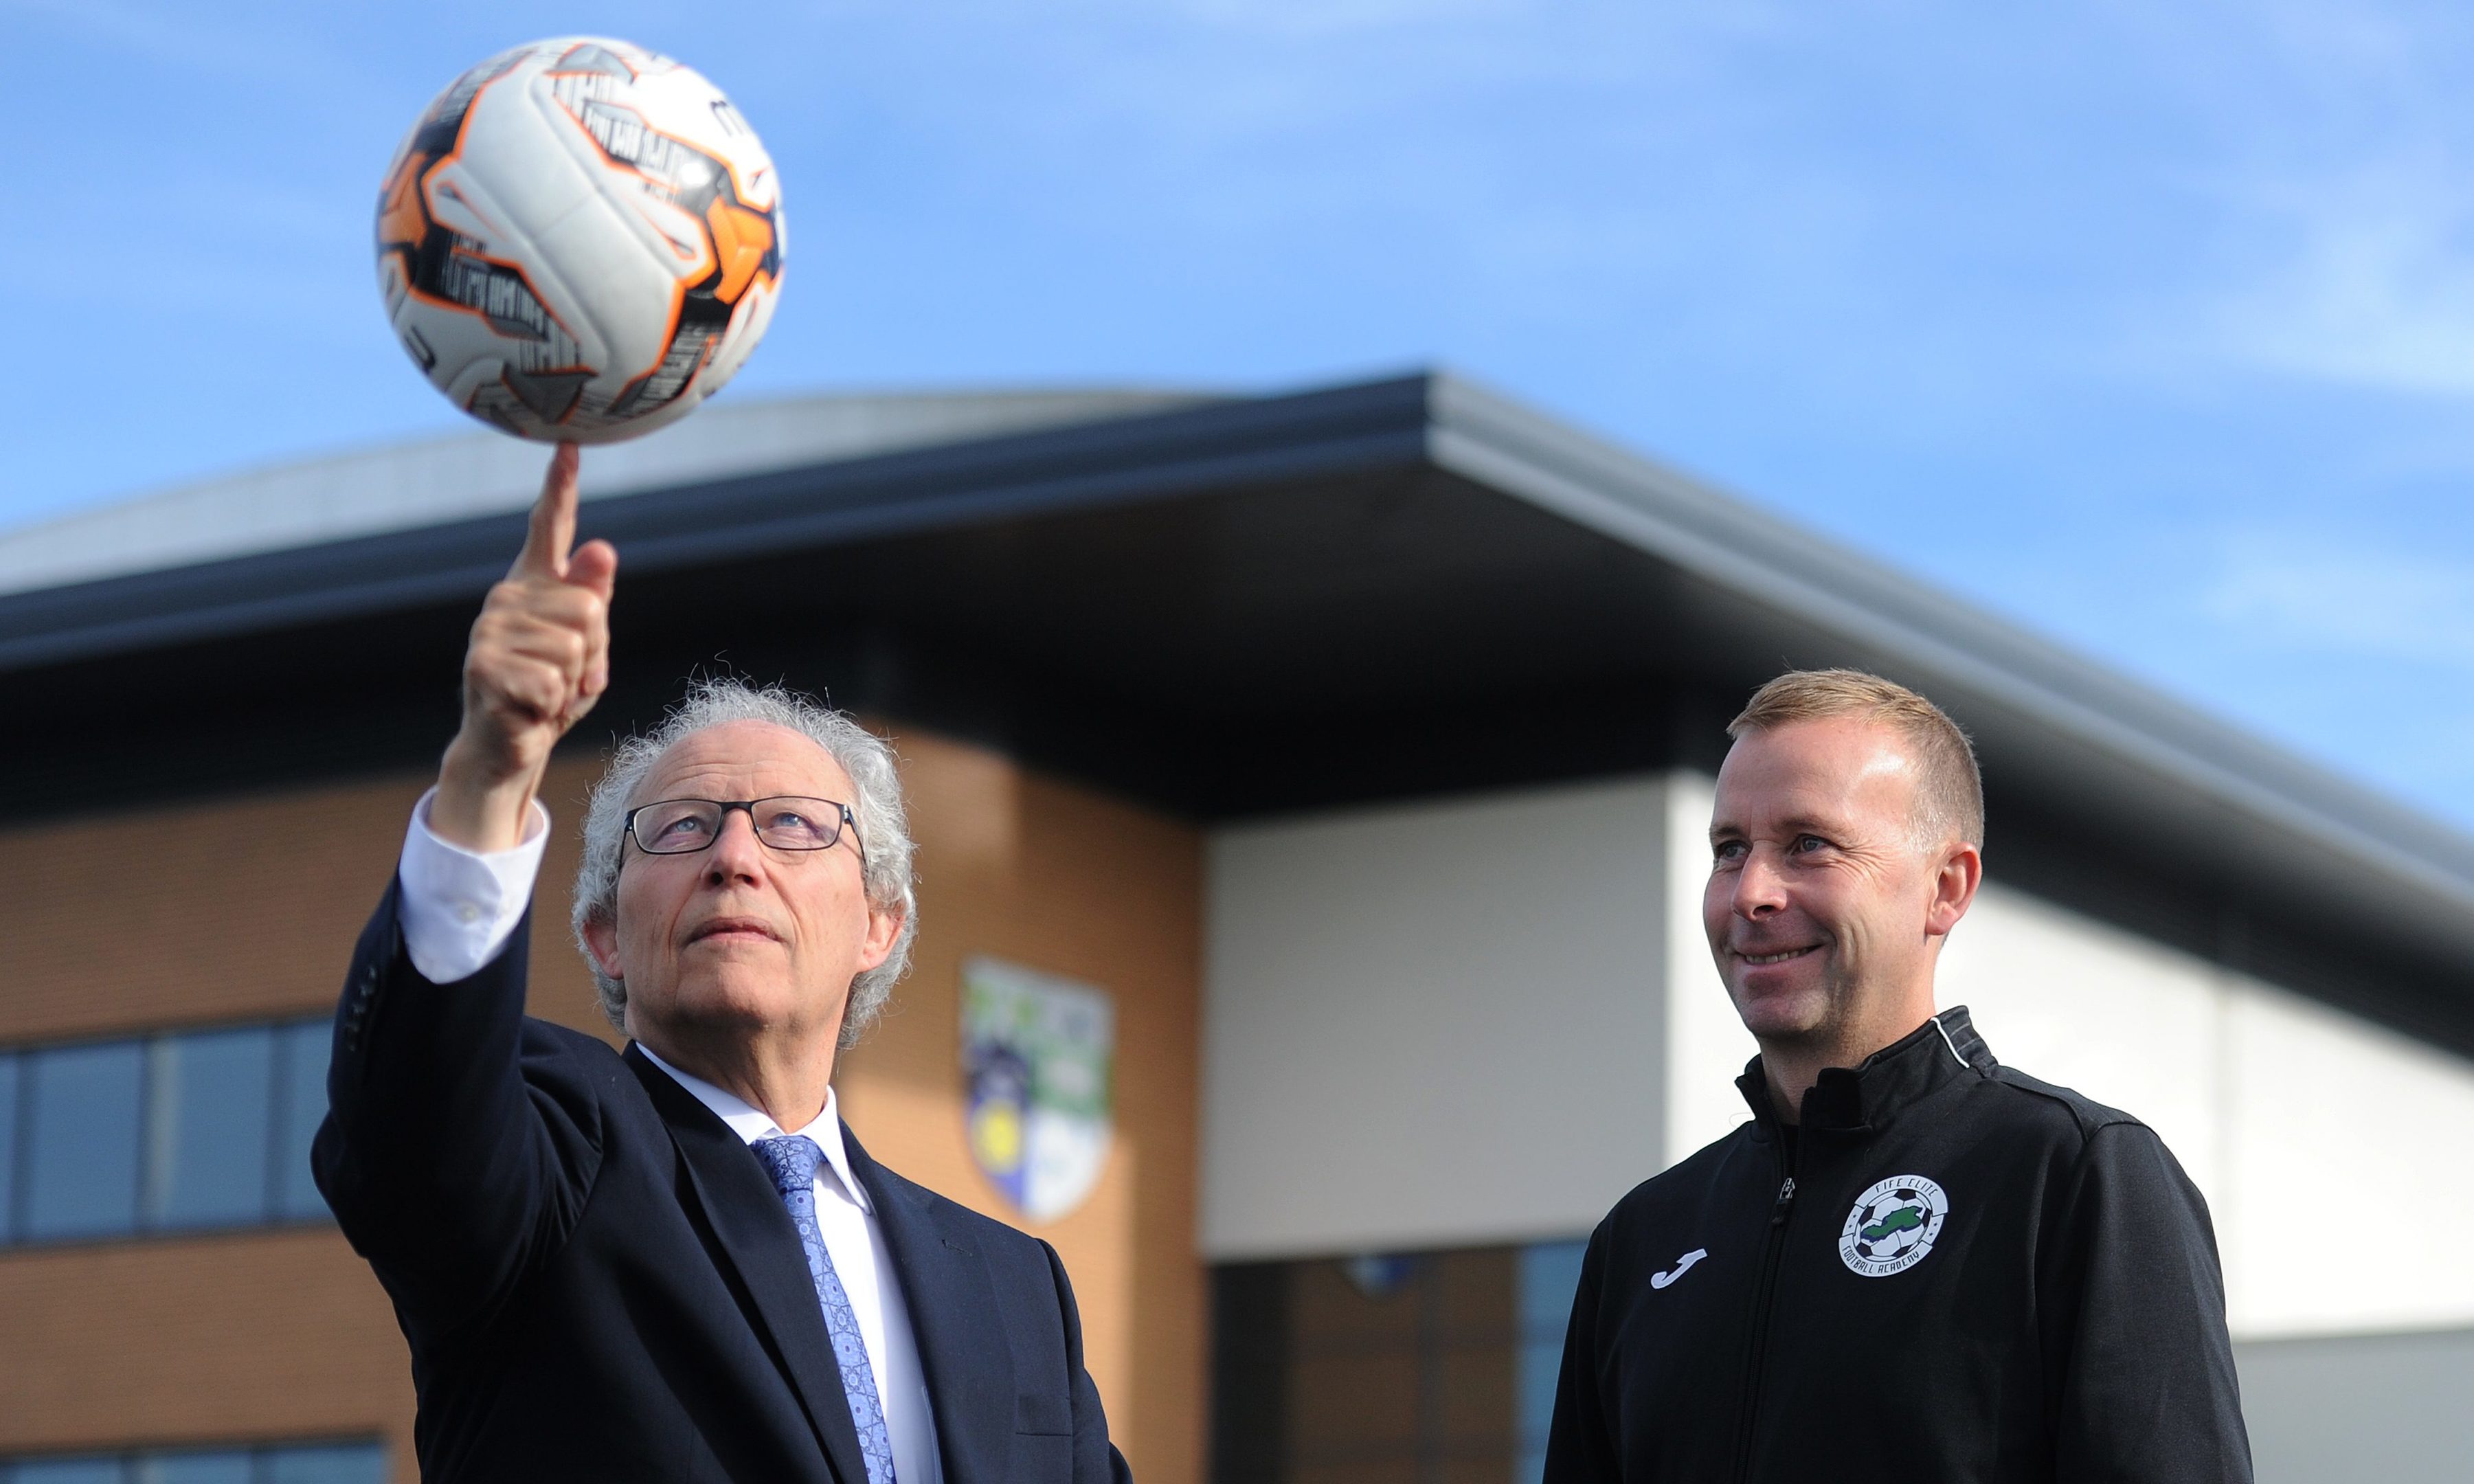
{"left": 2206, "top": 535, "right": 2474, "bottom": 664}
{"left": 2209, "top": 155, "right": 2474, "bottom": 396}
{"left": 2150, "top": 0, "right": 2474, "bottom": 396}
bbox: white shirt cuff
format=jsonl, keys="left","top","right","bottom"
{"left": 396, "top": 787, "right": 552, "bottom": 983}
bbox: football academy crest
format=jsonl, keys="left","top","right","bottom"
{"left": 1838, "top": 1174, "right": 1949, "bottom": 1278}
{"left": 960, "top": 958, "right": 1115, "bottom": 1224}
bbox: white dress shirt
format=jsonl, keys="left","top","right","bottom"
{"left": 396, "top": 790, "right": 944, "bottom": 1484}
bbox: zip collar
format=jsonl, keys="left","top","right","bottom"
{"left": 1738, "top": 1004, "right": 1997, "bottom": 1138}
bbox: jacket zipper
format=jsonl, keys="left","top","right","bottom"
{"left": 1731, "top": 1158, "right": 1799, "bottom": 1482}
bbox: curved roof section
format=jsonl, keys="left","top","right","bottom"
{"left": 0, "top": 388, "right": 1215, "bottom": 598}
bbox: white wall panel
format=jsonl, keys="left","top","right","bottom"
{"left": 1939, "top": 885, "right": 2474, "bottom": 1336}
{"left": 2223, "top": 985, "right": 2474, "bottom": 1336}
{"left": 1936, "top": 884, "right": 2229, "bottom": 1206}
{"left": 1200, "top": 778, "right": 1667, "bottom": 1259}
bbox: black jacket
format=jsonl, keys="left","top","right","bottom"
{"left": 313, "top": 881, "right": 1131, "bottom": 1484}
{"left": 1544, "top": 1007, "right": 2250, "bottom": 1484}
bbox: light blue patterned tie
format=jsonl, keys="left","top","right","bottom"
{"left": 753, "top": 1134, "right": 899, "bottom": 1484}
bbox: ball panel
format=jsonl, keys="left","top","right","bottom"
{"left": 701, "top": 274, "right": 780, "bottom": 396}
{"left": 530, "top": 196, "right": 685, "bottom": 394}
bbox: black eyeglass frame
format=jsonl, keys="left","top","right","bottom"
{"left": 620, "top": 796, "right": 865, "bottom": 864}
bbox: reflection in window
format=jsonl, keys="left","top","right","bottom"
{"left": 147, "top": 1028, "right": 274, "bottom": 1230}
{"left": 23, "top": 1042, "right": 144, "bottom": 1241}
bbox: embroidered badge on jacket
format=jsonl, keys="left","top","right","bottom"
{"left": 1838, "top": 1175, "right": 1948, "bottom": 1277}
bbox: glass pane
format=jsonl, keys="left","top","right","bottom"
{"left": 0, "top": 1053, "right": 19, "bottom": 1243}
{"left": 134, "top": 1452, "right": 251, "bottom": 1484}
{"left": 264, "top": 1444, "right": 385, "bottom": 1484}
{"left": 14, "top": 1458, "right": 126, "bottom": 1484}
{"left": 147, "top": 1028, "right": 274, "bottom": 1230}
{"left": 272, "top": 1020, "right": 334, "bottom": 1221}
{"left": 23, "top": 1042, "right": 144, "bottom": 1241}
{"left": 1515, "top": 1239, "right": 1588, "bottom": 1338}
{"left": 1512, "top": 1239, "right": 1589, "bottom": 1484}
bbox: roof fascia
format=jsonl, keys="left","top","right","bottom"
{"left": 0, "top": 375, "right": 1436, "bottom": 675}
{"left": 1423, "top": 370, "right": 2474, "bottom": 919}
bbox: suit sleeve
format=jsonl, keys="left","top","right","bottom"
{"left": 1040, "top": 1238, "right": 1134, "bottom": 1484}
{"left": 2045, "top": 1121, "right": 2253, "bottom": 1484}
{"left": 311, "top": 879, "right": 605, "bottom": 1340}
{"left": 1542, "top": 1222, "right": 1621, "bottom": 1484}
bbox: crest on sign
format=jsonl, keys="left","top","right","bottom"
{"left": 960, "top": 957, "right": 1114, "bottom": 1224}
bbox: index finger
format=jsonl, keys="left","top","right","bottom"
{"left": 511, "top": 442, "right": 582, "bottom": 580}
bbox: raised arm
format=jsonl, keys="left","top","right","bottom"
{"left": 313, "top": 445, "right": 621, "bottom": 1334}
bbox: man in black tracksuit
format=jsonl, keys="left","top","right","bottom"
{"left": 1547, "top": 672, "right": 2251, "bottom": 1483}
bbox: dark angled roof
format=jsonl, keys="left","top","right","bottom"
{"left": 7, "top": 372, "right": 2471, "bottom": 1053}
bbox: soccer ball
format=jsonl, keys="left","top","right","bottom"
{"left": 376, "top": 38, "right": 785, "bottom": 443}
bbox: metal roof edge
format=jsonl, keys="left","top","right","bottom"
{"left": 0, "top": 387, "right": 1229, "bottom": 598}
{"left": 0, "top": 374, "right": 1438, "bottom": 674}
{"left": 1420, "top": 370, "right": 2474, "bottom": 909}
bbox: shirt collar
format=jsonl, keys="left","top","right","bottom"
{"left": 1738, "top": 1004, "right": 1997, "bottom": 1136}
{"left": 635, "top": 1043, "right": 871, "bottom": 1213}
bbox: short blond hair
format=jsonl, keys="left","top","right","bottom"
{"left": 1727, "top": 668, "right": 1984, "bottom": 848}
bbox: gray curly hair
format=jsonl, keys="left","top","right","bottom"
{"left": 570, "top": 678, "right": 918, "bottom": 1047}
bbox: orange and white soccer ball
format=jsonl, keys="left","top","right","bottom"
{"left": 376, "top": 38, "right": 784, "bottom": 443}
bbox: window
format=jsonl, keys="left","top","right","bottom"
{"left": 0, "top": 1055, "right": 16, "bottom": 1228}
{"left": 135, "top": 1453, "right": 252, "bottom": 1484}
{"left": 1211, "top": 1239, "right": 1590, "bottom": 1484}
{"left": 0, "top": 1017, "right": 335, "bottom": 1248}
{"left": 262, "top": 1445, "right": 386, "bottom": 1484}
{"left": 271, "top": 1021, "right": 333, "bottom": 1223}
{"left": 1511, "top": 1243, "right": 1587, "bottom": 1484}
{"left": 1, "top": 1441, "right": 384, "bottom": 1484}
{"left": 10, "top": 1460, "right": 122, "bottom": 1484}
{"left": 148, "top": 1027, "right": 274, "bottom": 1230}
{"left": 23, "top": 1042, "right": 145, "bottom": 1241}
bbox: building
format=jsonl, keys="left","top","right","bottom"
{"left": 2, "top": 373, "right": 2469, "bottom": 1483}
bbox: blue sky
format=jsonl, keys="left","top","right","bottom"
{"left": 9, "top": 0, "right": 2473, "bottom": 829}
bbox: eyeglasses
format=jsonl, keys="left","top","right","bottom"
{"left": 622, "top": 797, "right": 862, "bottom": 859}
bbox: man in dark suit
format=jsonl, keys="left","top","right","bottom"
{"left": 315, "top": 445, "right": 1131, "bottom": 1483}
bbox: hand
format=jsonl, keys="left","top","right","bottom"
{"left": 431, "top": 444, "right": 618, "bottom": 851}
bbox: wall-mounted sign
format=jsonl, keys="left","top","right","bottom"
{"left": 960, "top": 957, "right": 1115, "bottom": 1224}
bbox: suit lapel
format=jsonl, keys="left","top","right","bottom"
{"left": 844, "top": 1124, "right": 1016, "bottom": 1484}
{"left": 627, "top": 1046, "right": 874, "bottom": 1484}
